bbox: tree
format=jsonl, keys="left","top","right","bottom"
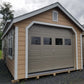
{"left": 0, "top": 2, "right": 14, "bottom": 50}
{"left": 0, "top": 2, "right": 14, "bottom": 25}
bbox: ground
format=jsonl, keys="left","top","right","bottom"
{"left": 0, "top": 60, "right": 84, "bottom": 84}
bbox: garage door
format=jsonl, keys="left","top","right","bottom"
{"left": 28, "top": 24, "right": 75, "bottom": 73}
{"left": 82, "top": 36, "right": 84, "bottom": 65}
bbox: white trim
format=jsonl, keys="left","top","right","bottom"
{"left": 72, "top": 28, "right": 78, "bottom": 70}
{"left": 52, "top": 10, "right": 58, "bottom": 22}
{"left": 80, "top": 34, "right": 83, "bottom": 69}
{"left": 25, "top": 27, "right": 28, "bottom": 78}
{"left": 1, "top": 2, "right": 84, "bottom": 39}
{"left": 25, "top": 22, "right": 35, "bottom": 78}
{"left": 29, "top": 21, "right": 78, "bottom": 29}
{"left": 14, "top": 27, "right": 18, "bottom": 80}
{"left": 25, "top": 21, "right": 78, "bottom": 78}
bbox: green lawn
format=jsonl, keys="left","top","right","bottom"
{"left": 0, "top": 50, "right": 2, "bottom": 59}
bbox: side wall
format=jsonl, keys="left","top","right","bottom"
{"left": 2, "top": 27, "right": 15, "bottom": 78}
{"left": 14, "top": 8, "right": 82, "bottom": 79}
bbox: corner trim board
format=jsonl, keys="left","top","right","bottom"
{"left": 80, "top": 34, "right": 83, "bottom": 69}
{"left": 25, "top": 21, "right": 78, "bottom": 78}
{"left": 14, "top": 27, "right": 18, "bottom": 80}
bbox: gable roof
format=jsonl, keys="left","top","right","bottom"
{"left": 2, "top": 2, "right": 84, "bottom": 39}
{"left": 12, "top": 2, "right": 84, "bottom": 31}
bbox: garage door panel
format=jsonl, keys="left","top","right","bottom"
{"left": 29, "top": 58, "right": 74, "bottom": 73}
{"left": 29, "top": 50, "right": 73, "bottom": 58}
{"left": 28, "top": 24, "right": 75, "bottom": 73}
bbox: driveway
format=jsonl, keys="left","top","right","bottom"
{"left": 0, "top": 59, "right": 84, "bottom": 84}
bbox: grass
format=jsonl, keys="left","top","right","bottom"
{"left": 0, "top": 50, "right": 2, "bottom": 59}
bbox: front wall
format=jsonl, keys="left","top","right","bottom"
{"left": 14, "top": 8, "right": 82, "bottom": 79}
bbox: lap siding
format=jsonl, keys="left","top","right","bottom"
{"left": 6, "top": 57, "right": 14, "bottom": 77}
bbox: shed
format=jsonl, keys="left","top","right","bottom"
{"left": 1, "top": 2, "right": 84, "bottom": 81}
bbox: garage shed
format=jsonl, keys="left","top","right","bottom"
{"left": 1, "top": 2, "right": 84, "bottom": 81}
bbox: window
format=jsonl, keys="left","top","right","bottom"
{"left": 65, "top": 39, "right": 71, "bottom": 45}
{"left": 56, "top": 38, "right": 63, "bottom": 45}
{"left": 9, "top": 38, "right": 12, "bottom": 56}
{"left": 44, "top": 37, "right": 52, "bottom": 45}
{"left": 31, "top": 37, "right": 41, "bottom": 45}
{"left": 52, "top": 11, "right": 58, "bottom": 22}
{"left": 8, "top": 30, "right": 13, "bottom": 58}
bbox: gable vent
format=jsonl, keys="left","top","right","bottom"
{"left": 52, "top": 11, "right": 58, "bottom": 22}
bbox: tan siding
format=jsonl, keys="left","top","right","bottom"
{"left": 14, "top": 8, "right": 82, "bottom": 79}
{"left": 6, "top": 57, "right": 14, "bottom": 77}
{"left": 18, "top": 74, "right": 25, "bottom": 79}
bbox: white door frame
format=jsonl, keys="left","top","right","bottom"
{"left": 25, "top": 21, "right": 78, "bottom": 78}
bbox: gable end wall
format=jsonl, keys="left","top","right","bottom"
{"left": 14, "top": 8, "right": 82, "bottom": 79}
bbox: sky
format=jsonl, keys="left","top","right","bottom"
{"left": 0, "top": 0, "right": 84, "bottom": 24}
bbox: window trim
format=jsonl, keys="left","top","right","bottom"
{"left": 52, "top": 10, "right": 58, "bottom": 22}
